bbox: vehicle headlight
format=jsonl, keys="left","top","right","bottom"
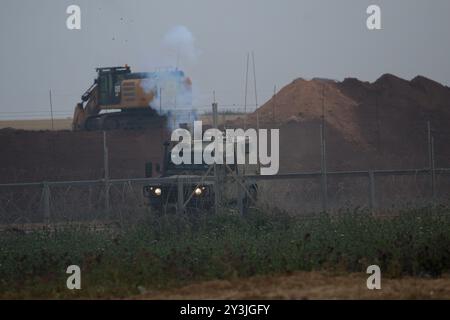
{"left": 194, "top": 187, "right": 203, "bottom": 196}
{"left": 154, "top": 187, "right": 162, "bottom": 196}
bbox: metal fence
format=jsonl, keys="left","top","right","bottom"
{"left": 1, "top": 166, "right": 449, "bottom": 225}
{"left": 250, "top": 168, "right": 450, "bottom": 214}
{"left": 1, "top": 115, "right": 450, "bottom": 224}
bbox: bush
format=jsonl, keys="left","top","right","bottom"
{"left": 1, "top": 206, "right": 450, "bottom": 298}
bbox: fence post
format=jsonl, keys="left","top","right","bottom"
{"left": 177, "top": 177, "right": 184, "bottom": 214}
{"left": 237, "top": 175, "right": 244, "bottom": 216}
{"left": 431, "top": 136, "right": 436, "bottom": 201}
{"left": 103, "top": 131, "right": 110, "bottom": 212}
{"left": 43, "top": 182, "right": 50, "bottom": 224}
{"left": 320, "top": 124, "right": 328, "bottom": 212}
{"left": 88, "top": 185, "right": 93, "bottom": 214}
{"left": 368, "top": 171, "right": 376, "bottom": 213}
{"left": 427, "top": 121, "right": 436, "bottom": 200}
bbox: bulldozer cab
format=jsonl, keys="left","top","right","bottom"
{"left": 96, "top": 66, "right": 131, "bottom": 106}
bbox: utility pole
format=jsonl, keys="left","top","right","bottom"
{"left": 273, "top": 85, "right": 277, "bottom": 125}
{"left": 321, "top": 84, "right": 325, "bottom": 127}
{"left": 212, "top": 102, "right": 220, "bottom": 214}
{"left": 320, "top": 123, "right": 328, "bottom": 212}
{"left": 252, "top": 52, "right": 261, "bottom": 174}
{"left": 252, "top": 52, "right": 258, "bottom": 110}
{"left": 320, "top": 85, "right": 328, "bottom": 212}
{"left": 244, "top": 53, "right": 250, "bottom": 130}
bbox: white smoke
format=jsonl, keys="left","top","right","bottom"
{"left": 140, "top": 69, "right": 195, "bottom": 130}
{"left": 140, "top": 25, "right": 200, "bottom": 130}
{"left": 162, "top": 25, "right": 200, "bottom": 63}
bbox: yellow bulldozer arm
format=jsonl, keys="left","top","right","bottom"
{"left": 72, "top": 103, "right": 86, "bottom": 131}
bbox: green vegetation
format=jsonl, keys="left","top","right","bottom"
{"left": 1, "top": 206, "right": 450, "bottom": 298}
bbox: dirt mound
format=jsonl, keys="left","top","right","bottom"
{"left": 136, "top": 271, "right": 450, "bottom": 299}
{"left": 230, "top": 74, "right": 450, "bottom": 171}
{"left": 2, "top": 74, "right": 450, "bottom": 182}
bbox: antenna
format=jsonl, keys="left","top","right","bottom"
{"left": 252, "top": 51, "right": 260, "bottom": 174}
{"left": 252, "top": 51, "right": 259, "bottom": 132}
{"left": 273, "top": 85, "right": 276, "bottom": 125}
{"left": 252, "top": 51, "right": 258, "bottom": 108}
{"left": 244, "top": 53, "right": 250, "bottom": 130}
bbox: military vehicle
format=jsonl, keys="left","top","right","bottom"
{"left": 143, "top": 139, "right": 258, "bottom": 214}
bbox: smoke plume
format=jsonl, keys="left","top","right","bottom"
{"left": 140, "top": 69, "right": 195, "bottom": 130}
{"left": 163, "top": 25, "right": 200, "bottom": 63}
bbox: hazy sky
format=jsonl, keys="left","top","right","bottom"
{"left": 1, "top": 0, "right": 449, "bottom": 119}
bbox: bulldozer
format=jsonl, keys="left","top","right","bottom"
{"left": 72, "top": 65, "right": 192, "bottom": 131}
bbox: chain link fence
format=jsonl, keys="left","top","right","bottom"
{"left": 1, "top": 168, "right": 449, "bottom": 227}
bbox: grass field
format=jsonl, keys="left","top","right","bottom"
{"left": 1, "top": 207, "right": 450, "bottom": 299}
